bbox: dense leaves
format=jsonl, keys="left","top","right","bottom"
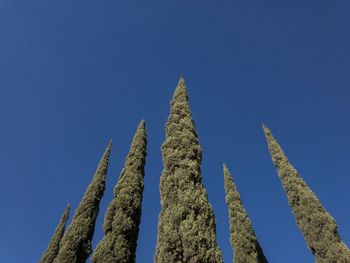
{"left": 155, "top": 78, "right": 223, "bottom": 263}
{"left": 53, "top": 142, "right": 112, "bottom": 263}
{"left": 39, "top": 205, "right": 70, "bottom": 263}
{"left": 223, "top": 165, "right": 268, "bottom": 263}
{"left": 263, "top": 125, "right": 350, "bottom": 263}
{"left": 92, "top": 121, "right": 147, "bottom": 263}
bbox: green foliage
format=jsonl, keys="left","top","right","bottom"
{"left": 92, "top": 120, "right": 147, "bottom": 263}
{"left": 155, "top": 78, "right": 223, "bottom": 263}
{"left": 263, "top": 125, "right": 350, "bottom": 263}
{"left": 39, "top": 205, "right": 70, "bottom": 263}
{"left": 40, "top": 81, "right": 350, "bottom": 263}
{"left": 223, "top": 165, "right": 268, "bottom": 263}
{"left": 53, "top": 142, "right": 112, "bottom": 263}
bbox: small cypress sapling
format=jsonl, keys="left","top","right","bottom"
{"left": 39, "top": 205, "right": 70, "bottom": 263}
{"left": 263, "top": 125, "right": 350, "bottom": 262}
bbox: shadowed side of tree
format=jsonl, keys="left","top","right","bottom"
{"left": 155, "top": 78, "right": 223, "bottom": 263}
{"left": 53, "top": 141, "right": 112, "bottom": 263}
{"left": 39, "top": 205, "right": 70, "bottom": 263}
{"left": 92, "top": 120, "right": 147, "bottom": 263}
{"left": 263, "top": 125, "right": 350, "bottom": 263}
{"left": 223, "top": 164, "right": 268, "bottom": 263}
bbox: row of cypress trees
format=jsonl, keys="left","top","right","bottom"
{"left": 39, "top": 78, "right": 350, "bottom": 263}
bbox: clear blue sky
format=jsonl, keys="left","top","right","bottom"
{"left": 1, "top": 1, "right": 349, "bottom": 262}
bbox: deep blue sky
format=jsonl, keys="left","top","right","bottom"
{"left": 1, "top": 1, "right": 350, "bottom": 262}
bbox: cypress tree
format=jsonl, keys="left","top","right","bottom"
{"left": 155, "top": 78, "right": 223, "bottom": 263}
{"left": 263, "top": 125, "right": 350, "bottom": 262}
{"left": 223, "top": 164, "right": 268, "bottom": 263}
{"left": 53, "top": 141, "right": 112, "bottom": 263}
{"left": 39, "top": 205, "right": 70, "bottom": 263}
{"left": 91, "top": 120, "right": 147, "bottom": 263}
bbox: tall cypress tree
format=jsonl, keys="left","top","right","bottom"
{"left": 39, "top": 205, "right": 70, "bottom": 263}
{"left": 155, "top": 78, "right": 222, "bottom": 263}
{"left": 53, "top": 141, "right": 112, "bottom": 263}
{"left": 223, "top": 164, "right": 268, "bottom": 263}
{"left": 91, "top": 120, "right": 147, "bottom": 263}
{"left": 263, "top": 125, "right": 350, "bottom": 262}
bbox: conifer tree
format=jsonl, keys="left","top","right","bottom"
{"left": 39, "top": 205, "right": 70, "bottom": 263}
{"left": 53, "top": 141, "right": 112, "bottom": 263}
{"left": 263, "top": 125, "right": 350, "bottom": 262}
{"left": 91, "top": 120, "right": 147, "bottom": 263}
{"left": 223, "top": 164, "right": 268, "bottom": 263}
{"left": 155, "top": 78, "right": 222, "bottom": 263}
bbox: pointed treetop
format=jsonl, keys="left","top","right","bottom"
{"left": 94, "top": 140, "right": 112, "bottom": 173}
{"left": 262, "top": 124, "right": 273, "bottom": 141}
{"left": 223, "top": 163, "right": 236, "bottom": 194}
{"left": 223, "top": 164, "right": 268, "bottom": 263}
{"left": 262, "top": 124, "right": 287, "bottom": 168}
{"left": 92, "top": 120, "right": 147, "bottom": 263}
{"left": 137, "top": 119, "right": 146, "bottom": 131}
{"left": 223, "top": 163, "right": 232, "bottom": 177}
{"left": 263, "top": 126, "right": 350, "bottom": 261}
{"left": 123, "top": 120, "right": 147, "bottom": 172}
{"left": 53, "top": 141, "right": 112, "bottom": 263}
{"left": 223, "top": 163, "right": 231, "bottom": 178}
{"left": 39, "top": 205, "right": 71, "bottom": 263}
{"left": 223, "top": 164, "right": 242, "bottom": 206}
{"left": 178, "top": 76, "right": 185, "bottom": 85}
{"left": 106, "top": 139, "right": 112, "bottom": 151}
{"left": 63, "top": 204, "right": 70, "bottom": 218}
{"left": 172, "top": 77, "right": 189, "bottom": 103}
{"left": 155, "top": 80, "right": 222, "bottom": 263}
{"left": 87, "top": 140, "right": 112, "bottom": 187}
{"left": 132, "top": 120, "right": 147, "bottom": 149}
{"left": 101, "top": 120, "right": 147, "bottom": 235}
{"left": 165, "top": 77, "right": 197, "bottom": 147}
{"left": 262, "top": 124, "right": 274, "bottom": 141}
